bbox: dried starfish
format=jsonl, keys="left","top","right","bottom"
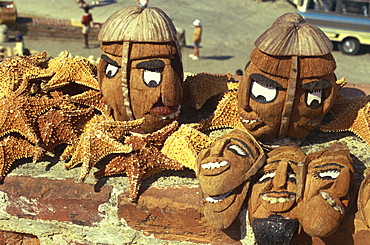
{"left": 0, "top": 134, "right": 44, "bottom": 180}
{"left": 0, "top": 52, "right": 52, "bottom": 96}
{"left": 34, "top": 107, "right": 96, "bottom": 162}
{"left": 161, "top": 123, "right": 216, "bottom": 170}
{"left": 321, "top": 94, "right": 370, "bottom": 144}
{"left": 94, "top": 121, "right": 183, "bottom": 202}
{"left": 65, "top": 116, "right": 145, "bottom": 182}
{"left": 42, "top": 51, "right": 99, "bottom": 91}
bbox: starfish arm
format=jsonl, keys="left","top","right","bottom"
{"left": 146, "top": 121, "right": 179, "bottom": 147}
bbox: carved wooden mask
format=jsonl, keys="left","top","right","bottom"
{"left": 98, "top": 42, "right": 183, "bottom": 133}
{"left": 238, "top": 52, "right": 337, "bottom": 142}
{"left": 237, "top": 13, "right": 338, "bottom": 141}
{"left": 358, "top": 172, "right": 370, "bottom": 228}
{"left": 248, "top": 145, "right": 306, "bottom": 221}
{"left": 97, "top": 6, "right": 183, "bottom": 133}
{"left": 299, "top": 142, "right": 355, "bottom": 237}
{"left": 195, "top": 129, "right": 265, "bottom": 229}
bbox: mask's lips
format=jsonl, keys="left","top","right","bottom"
{"left": 200, "top": 160, "right": 230, "bottom": 176}
{"left": 150, "top": 104, "right": 181, "bottom": 120}
{"left": 203, "top": 184, "right": 244, "bottom": 212}
{"left": 320, "top": 191, "right": 345, "bottom": 215}
{"left": 260, "top": 191, "right": 296, "bottom": 213}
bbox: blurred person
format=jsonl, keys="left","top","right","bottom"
{"left": 77, "top": 0, "right": 89, "bottom": 8}
{"left": 136, "top": 0, "right": 149, "bottom": 8}
{"left": 189, "top": 19, "right": 202, "bottom": 60}
{"left": 14, "top": 34, "right": 24, "bottom": 56}
{"left": 81, "top": 6, "right": 93, "bottom": 48}
{"left": 236, "top": 69, "right": 243, "bottom": 76}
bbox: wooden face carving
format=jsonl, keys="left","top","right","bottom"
{"left": 299, "top": 142, "right": 354, "bottom": 237}
{"left": 237, "top": 62, "right": 337, "bottom": 141}
{"left": 358, "top": 173, "right": 370, "bottom": 228}
{"left": 98, "top": 44, "right": 182, "bottom": 133}
{"left": 196, "top": 129, "right": 265, "bottom": 229}
{"left": 248, "top": 145, "right": 306, "bottom": 221}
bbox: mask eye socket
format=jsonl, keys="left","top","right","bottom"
{"left": 306, "top": 89, "right": 324, "bottom": 109}
{"left": 251, "top": 80, "right": 278, "bottom": 103}
{"left": 105, "top": 63, "right": 119, "bottom": 78}
{"left": 143, "top": 67, "right": 163, "bottom": 87}
{"left": 227, "top": 144, "right": 247, "bottom": 157}
{"left": 315, "top": 169, "right": 341, "bottom": 180}
{"left": 258, "top": 171, "right": 276, "bottom": 183}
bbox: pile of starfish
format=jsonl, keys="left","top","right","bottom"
{"left": 0, "top": 52, "right": 369, "bottom": 203}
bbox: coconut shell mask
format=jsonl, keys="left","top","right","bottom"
{"left": 237, "top": 13, "right": 338, "bottom": 141}
{"left": 299, "top": 142, "right": 355, "bottom": 237}
{"left": 97, "top": 6, "right": 183, "bottom": 133}
{"left": 195, "top": 129, "right": 265, "bottom": 229}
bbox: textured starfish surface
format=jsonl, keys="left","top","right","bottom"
{"left": 0, "top": 134, "right": 43, "bottom": 180}
{"left": 65, "top": 116, "right": 145, "bottom": 182}
{"left": 202, "top": 89, "right": 245, "bottom": 131}
{"left": 94, "top": 121, "right": 183, "bottom": 202}
{"left": 0, "top": 92, "right": 62, "bottom": 145}
{"left": 161, "top": 123, "right": 216, "bottom": 170}
{"left": 0, "top": 52, "right": 52, "bottom": 96}
{"left": 34, "top": 106, "right": 96, "bottom": 162}
{"left": 321, "top": 93, "right": 370, "bottom": 144}
{"left": 42, "top": 51, "right": 99, "bottom": 91}
{"left": 69, "top": 90, "right": 109, "bottom": 118}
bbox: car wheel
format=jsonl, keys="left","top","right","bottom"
{"left": 339, "top": 38, "right": 361, "bottom": 55}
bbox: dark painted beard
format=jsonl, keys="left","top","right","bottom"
{"left": 251, "top": 214, "right": 299, "bottom": 245}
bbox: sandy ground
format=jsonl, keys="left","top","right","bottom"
{"left": 8, "top": 0, "right": 370, "bottom": 84}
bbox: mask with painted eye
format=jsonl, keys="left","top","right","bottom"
{"left": 196, "top": 129, "right": 265, "bottom": 229}
{"left": 237, "top": 13, "right": 338, "bottom": 142}
{"left": 299, "top": 142, "right": 355, "bottom": 237}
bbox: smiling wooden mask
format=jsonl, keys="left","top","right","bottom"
{"left": 248, "top": 145, "right": 306, "bottom": 244}
{"left": 237, "top": 13, "right": 338, "bottom": 141}
{"left": 299, "top": 142, "right": 355, "bottom": 237}
{"left": 97, "top": 6, "right": 183, "bottom": 133}
{"left": 195, "top": 129, "right": 265, "bottom": 229}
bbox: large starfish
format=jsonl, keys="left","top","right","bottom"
{"left": 0, "top": 134, "right": 43, "bottom": 181}
{"left": 0, "top": 52, "right": 52, "bottom": 96}
{"left": 34, "top": 106, "right": 96, "bottom": 162}
{"left": 42, "top": 51, "right": 99, "bottom": 91}
{"left": 94, "top": 121, "right": 183, "bottom": 202}
{"left": 65, "top": 116, "right": 145, "bottom": 182}
{"left": 321, "top": 94, "right": 370, "bottom": 144}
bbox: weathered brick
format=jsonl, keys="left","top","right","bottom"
{"left": 118, "top": 185, "right": 242, "bottom": 244}
{"left": 0, "top": 230, "right": 40, "bottom": 245}
{"left": 0, "top": 176, "right": 112, "bottom": 226}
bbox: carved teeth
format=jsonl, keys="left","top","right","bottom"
{"left": 205, "top": 191, "right": 232, "bottom": 203}
{"left": 260, "top": 194, "right": 295, "bottom": 204}
{"left": 201, "top": 160, "right": 228, "bottom": 169}
{"left": 157, "top": 105, "right": 181, "bottom": 120}
{"left": 240, "top": 116, "right": 260, "bottom": 124}
{"left": 320, "top": 192, "right": 344, "bottom": 214}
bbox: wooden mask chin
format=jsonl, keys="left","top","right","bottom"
{"left": 248, "top": 145, "right": 306, "bottom": 222}
{"left": 98, "top": 42, "right": 183, "bottom": 133}
{"left": 299, "top": 142, "right": 355, "bottom": 237}
{"left": 237, "top": 57, "right": 338, "bottom": 142}
{"left": 195, "top": 129, "right": 265, "bottom": 229}
{"left": 356, "top": 172, "right": 370, "bottom": 232}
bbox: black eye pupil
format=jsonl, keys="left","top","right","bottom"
{"left": 106, "top": 70, "right": 113, "bottom": 78}
{"left": 147, "top": 80, "right": 158, "bottom": 87}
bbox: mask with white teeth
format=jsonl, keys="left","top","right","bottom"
{"left": 248, "top": 144, "right": 306, "bottom": 224}
{"left": 195, "top": 129, "right": 265, "bottom": 229}
{"left": 237, "top": 13, "right": 339, "bottom": 142}
{"left": 299, "top": 142, "right": 355, "bottom": 237}
{"left": 355, "top": 172, "right": 370, "bottom": 238}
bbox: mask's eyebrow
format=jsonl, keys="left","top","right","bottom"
{"left": 301, "top": 80, "right": 332, "bottom": 90}
{"left": 229, "top": 137, "right": 255, "bottom": 158}
{"left": 136, "top": 59, "right": 165, "bottom": 69}
{"left": 266, "top": 159, "right": 299, "bottom": 165}
{"left": 313, "top": 162, "right": 344, "bottom": 169}
{"left": 101, "top": 54, "right": 120, "bottom": 67}
{"left": 250, "top": 73, "right": 282, "bottom": 88}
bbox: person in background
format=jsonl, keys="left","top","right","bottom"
{"left": 81, "top": 6, "right": 93, "bottom": 48}
{"left": 189, "top": 19, "right": 202, "bottom": 60}
{"left": 136, "top": 0, "right": 149, "bottom": 8}
{"left": 14, "top": 34, "right": 24, "bottom": 56}
{"left": 236, "top": 69, "right": 243, "bottom": 76}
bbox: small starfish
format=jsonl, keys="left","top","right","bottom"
{"left": 321, "top": 94, "right": 370, "bottom": 144}
{"left": 201, "top": 90, "right": 245, "bottom": 131}
{"left": 34, "top": 107, "right": 96, "bottom": 162}
{"left": 94, "top": 121, "right": 183, "bottom": 202}
{"left": 0, "top": 134, "right": 43, "bottom": 180}
{"left": 42, "top": 51, "right": 99, "bottom": 91}
{"left": 65, "top": 116, "right": 145, "bottom": 182}
{"left": 69, "top": 90, "right": 109, "bottom": 118}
